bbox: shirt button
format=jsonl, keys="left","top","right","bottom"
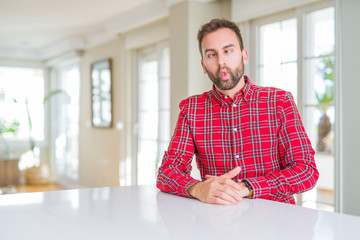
{"left": 233, "top": 128, "right": 238, "bottom": 132}
{"left": 224, "top": 96, "right": 228, "bottom": 99}
{"left": 236, "top": 155, "right": 240, "bottom": 159}
{"left": 232, "top": 104, "right": 237, "bottom": 107}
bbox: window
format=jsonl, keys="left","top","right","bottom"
{"left": 51, "top": 65, "right": 80, "bottom": 180}
{"left": 135, "top": 43, "right": 170, "bottom": 185}
{"left": 258, "top": 18, "right": 298, "bottom": 101}
{"left": 302, "top": 7, "right": 335, "bottom": 211}
{"left": 0, "top": 67, "right": 44, "bottom": 142}
{"left": 254, "top": 4, "right": 335, "bottom": 211}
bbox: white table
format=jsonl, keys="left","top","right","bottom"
{"left": 0, "top": 185, "right": 359, "bottom": 240}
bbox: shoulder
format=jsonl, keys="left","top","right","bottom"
{"left": 179, "top": 90, "right": 212, "bottom": 113}
{"left": 251, "top": 84, "right": 293, "bottom": 103}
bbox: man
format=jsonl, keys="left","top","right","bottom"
{"left": 157, "top": 18, "right": 319, "bottom": 205}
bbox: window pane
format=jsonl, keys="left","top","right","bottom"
{"left": 306, "top": 8, "right": 335, "bottom": 57}
{"left": 281, "top": 19, "right": 297, "bottom": 62}
{"left": 53, "top": 66, "right": 80, "bottom": 179}
{"left": 159, "top": 111, "right": 170, "bottom": 142}
{"left": 137, "top": 140, "right": 158, "bottom": 185}
{"left": 302, "top": 106, "right": 335, "bottom": 211}
{"left": 139, "top": 52, "right": 157, "bottom": 83}
{"left": 138, "top": 111, "right": 158, "bottom": 140}
{"left": 159, "top": 79, "right": 170, "bottom": 110}
{"left": 305, "top": 56, "right": 335, "bottom": 105}
{"left": 0, "top": 67, "right": 44, "bottom": 141}
{"left": 137, "top": 44, "right": 170, "bottom": 185}
{"left": 281, "top": 63, "right": 298, "bottom": 101}
{"left": 260, "top": 22, "right": 281, "bottom": 66}
{"left": 138, "top": 81, "right": 158, "bottom": 111}
{"left": 258, "top": 18, "right": 297, "bottom": 101}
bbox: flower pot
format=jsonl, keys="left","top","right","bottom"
{"left": 0, "top": 157, "right": 20, "bottom": 186}
{"left": 24, "top": 165, "right": 50, "bottom": 185}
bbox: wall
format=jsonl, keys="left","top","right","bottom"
{"left": 336, "top": 0, "right": 360, "bottom": 216}
{"left": 169, "top": 0, "right": 231, "bottom": 131}
{"left": 78, "top": 39, "right": 123, "bottom": 187}
{"left": 168, "top": 0, "right": 231, "bottom": 179}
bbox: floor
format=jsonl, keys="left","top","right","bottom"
{"left": 0, "top": 182, "right": 64, "bottom": 195}
{"left": 15, "top": 182, "right": 64, "bottom": 193}
{"left": 302, "top": 188, "right": 334, "bottom": 212}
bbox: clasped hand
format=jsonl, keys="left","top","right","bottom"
{"left": 187, "top": 167, "right": 250, "bottom": 205}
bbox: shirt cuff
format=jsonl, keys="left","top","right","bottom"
{"left": 244, "top": 176, "right": 270, "bottom": 199}
{"left": 182, "top": 179, "right": 201, "bottom": 198}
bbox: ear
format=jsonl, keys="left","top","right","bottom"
{"left": 242, "top": 48, "right": 249, "bottom": 65}
{"left": 201, "top": 59, "right": 207, "bottom": 74}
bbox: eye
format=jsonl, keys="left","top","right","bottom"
{"left": 224, "top": 49, "right": 233, "bottom": 54}
{"left": 207, "top": 52, "right": 216, "bottom": 58}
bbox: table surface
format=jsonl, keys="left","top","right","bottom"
{"left": 0, "top": 185, "right": 359, "bottom": 240}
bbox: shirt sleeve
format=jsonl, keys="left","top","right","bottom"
{"left": 245, "top": 92, "right": 319, "bottom": 203}
{"left": 156, "top": 100, "right": 200, "bottom": 197}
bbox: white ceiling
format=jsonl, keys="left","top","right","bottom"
{"left": 0, "top": 0, "right": 170, "bottom": 61}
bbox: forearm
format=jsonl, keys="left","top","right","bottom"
{"left": 245, "top": 159, "right": 319, "bottom": 202}
{"left": 157, "top": 152, "right": 199, "bottom": 197}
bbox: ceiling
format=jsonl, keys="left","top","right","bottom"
{"left": 0, "top": 0, "right": 170, "bottom": 61}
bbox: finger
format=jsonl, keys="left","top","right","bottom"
{"left": 213, "top": 188, "right": 242, "bottom": 204}
{"left": 221, "top": 166, "right": 241, "bottom": 179}
{"left": 213, "top": 197, "right": 234, "bottom": 205}
{"left": 219, "top": 184, "right": 243, "bottom": 201}
{"left": 219, "top": 177, "right": 242, "bottom": 191}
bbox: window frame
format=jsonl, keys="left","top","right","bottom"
{"left": 49, "top": 60, "right": 81, "bottom": 188}
{"left": 132, "top": 41, "right": 170, "bottom": 186}
{"left": 249, "top": 0, "right": 336, "bottom": 209}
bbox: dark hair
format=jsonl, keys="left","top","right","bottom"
{"left": 197, "top": 18, "right": 244, "bottom": 58}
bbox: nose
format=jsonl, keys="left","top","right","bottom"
{"left": 217, "top": 52, "right": 226, "bottom": 68}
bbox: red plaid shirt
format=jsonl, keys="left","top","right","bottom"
{"left": 157, "top": 76, "right": 319, "bottom": 204}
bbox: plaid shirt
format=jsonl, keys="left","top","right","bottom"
{"left": 157, "top": 76, "right": 319, "bottom": 204}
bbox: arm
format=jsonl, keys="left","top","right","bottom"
{"left": 156, "top": 101, "right": 199, "bottom": 197}
{"left": 245, "top": 92, "right": 319, "bottom": 203}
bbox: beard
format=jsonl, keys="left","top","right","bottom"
{"left": 205, "top": 59, "right": 244, "bottom": 91}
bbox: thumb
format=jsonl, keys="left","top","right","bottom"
{"left": 221, "top": 166, "right": 241, "bottom": 179}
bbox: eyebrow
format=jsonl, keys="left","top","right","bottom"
{"left": 204, "top": 44, "right": 236, "bottom": 55}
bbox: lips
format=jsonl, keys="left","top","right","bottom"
{"left": 220, "top": 69, "right": 228, "bottom": 80}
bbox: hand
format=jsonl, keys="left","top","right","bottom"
{"left": 187, "top": 167, "right": 249, "bottom": 205}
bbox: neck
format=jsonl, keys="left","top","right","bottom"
{"left": 215, "top": 76, "right": 245, "bottom": 100}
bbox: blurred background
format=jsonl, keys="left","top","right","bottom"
{"left": 0, "top": 0, "right": 358, "bottom": 216}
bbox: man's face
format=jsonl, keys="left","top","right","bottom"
{"left": 200, "top": 28, "right": 248, "bottom": 91}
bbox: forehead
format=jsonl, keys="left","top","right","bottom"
{"left": 201, "top": 28, "right": 239, "bottom": 50}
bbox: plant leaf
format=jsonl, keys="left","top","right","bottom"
{"left": 43, "top": 89, "right": 64, "bottom": 104}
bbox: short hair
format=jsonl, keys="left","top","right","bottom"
{"left": 197, "top": 18, "right": 244, "bottom": 58}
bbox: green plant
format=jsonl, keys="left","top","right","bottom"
{"left": 315, "top": 52, "right": 334, "bottom": 152}
{"left": 0, "top": 119, "right": 20, "bottom": 158}
{"left": 13, "top": 89, "right": 64, "bottom": 166}
{"left": 316, "top": 54, "right": 334, "bottom": 110}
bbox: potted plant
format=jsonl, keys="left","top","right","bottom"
{"left": 0, "top": 119, "right": 20, "bottom": 158}
{"left": 315, "top": 53, "right": 334, "bottom": 153}
{"left": 0, "top": 119, "right": 21, "bottom": 186}
{"left": 14, "top": 89, "right": 65, "bottom": 185}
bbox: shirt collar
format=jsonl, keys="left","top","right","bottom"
{"left": 211, "top": 75, "right": 253, "bottom": 106}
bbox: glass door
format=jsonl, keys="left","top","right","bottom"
{"left": 135, "top": 43, "right": 170, "bottom": 185}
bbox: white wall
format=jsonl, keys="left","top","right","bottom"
{"left": 336, "top": 0, "right": 360, "bottom": 216}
